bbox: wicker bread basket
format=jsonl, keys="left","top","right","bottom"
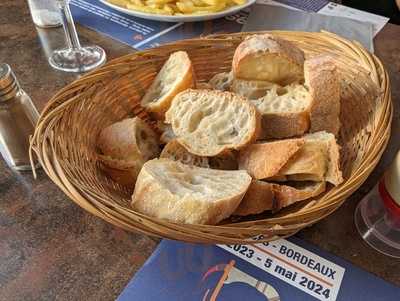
{"left": 30, "top": 31, "right": 392, "bottom": 244}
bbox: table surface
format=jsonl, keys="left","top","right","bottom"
{"left": 1, "top": 1, "right": 400, "bottom": 300}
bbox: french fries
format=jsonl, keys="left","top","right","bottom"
{"left": 107, "top": 0, "right": 246, "bottom": 15}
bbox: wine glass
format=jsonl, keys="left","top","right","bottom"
{"left": 49, "top": 0, "right": 106, "bottom": 73}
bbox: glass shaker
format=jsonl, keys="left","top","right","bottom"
{"left": 27, "top": 0, "right": 62, "bottom": 28}
{"left": 0, "top": 64, "right": 40, "bottom": 171}
{"left": 355, "top": 150, "right": 400, "bottom": 258}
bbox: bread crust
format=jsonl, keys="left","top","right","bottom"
{"left": 305, "top": 55, "right": 341, "bottom": 136}
{"left": 141, "top": 51, "right": 195, "bottom": 119}
{"left": 131, "top": 159, "right": 251, "bottom": 225}
{"left": 233, "top": 180, "right": 326, "bottom": 216}
{"left": 259, "top": 111, "right": 310, "bottom": 139}
{"left": 238, "top": 138, "right": 305, "bottom": 179}
{"left": 232, "top": 34, "right": 305, "bottom": 85}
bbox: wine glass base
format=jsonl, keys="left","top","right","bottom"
{"left": 355, "top": 191, "right": 400, "bottom": 258}
{"left": 49, "top": 46, "right": 106, "bottom": 73}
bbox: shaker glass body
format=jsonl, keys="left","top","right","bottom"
{"left": 27, "top": 0, "right": 62, "bottom": 28}
{"left": 0, "top": 90, "right": 39, "bottom": 170}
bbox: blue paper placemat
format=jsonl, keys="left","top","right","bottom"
{"left": 117, "top": 237, "right": 399, "bottom": 301}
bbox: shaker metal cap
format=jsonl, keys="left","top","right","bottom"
{"left": 0, "top": 63, "right": 19, "bottom": 102}
{"left": 385, "top": 150, "right": 400, "bottom": 206}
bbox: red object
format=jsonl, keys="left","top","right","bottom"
{"left": 379, "top": 180, "right": 400, "bottom": 226}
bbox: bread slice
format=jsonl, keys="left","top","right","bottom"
{"left": 98, "top": 155, "right": 143, "bottom": 186}
{"left": 160, "top": 139, "right": 209, "bottom": 168}
{"left": 233, "top": 180, "right": 275, "bottom": 216}
{"left": 97, "top": 117, "right": 160, "bottom": 162}
{"left": 141, "top": 51, "right": 195, "bottom": 119}
{"left": 232, "top": 34, "right": 305, "bottom": 85}
{"left": 233, "top": 180, "right": 326, "bottom": 216}
{"left": 251, "top": 84, "right": 311, "bottom": 139}
{"left": 238, "top": 138, "right": 305, "bottom": 179}
{"left": 160, "top": 140, "right": 238, "bottom": 170}
{"left": 305, "top": 55, "right": 341, "bottom": 136}
{"left": 97, "top": 117, "right": 160, "bottom": 185}
{"left": 271, "top": 132, "right": 343, "bottom": 185}
{"left": 131, "top": 158, "right": 252, "bottom": 225}
{"left": 208, "top": 71, "right": 233, "bottom": 91}
{"left": 231, "top": 78, "right": 280, "bottom": 100}
{"left": 165, "top": 89, "right": 261, "bottom": 156}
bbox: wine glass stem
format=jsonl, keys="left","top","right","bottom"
{"left": 59, "top": 2, "right": 81, "bottom": 49}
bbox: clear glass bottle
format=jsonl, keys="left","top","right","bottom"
{"left": 27, "top": 0, "right": 62, "bottom": 28}
{"left": 0, "top": 64, "right": 40, "bottom": 171}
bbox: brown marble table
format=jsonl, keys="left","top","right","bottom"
{"left": 0, "top": 1, "right": 399, "bottom": 300}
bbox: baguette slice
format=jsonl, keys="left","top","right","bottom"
{"left": 97, "top": 117, "right": 160, "bottom": 162}
{"left": 98, "top": 155, "right": 143, "bottom": 186}
{"left": 97, "top": 117, "right": 160, "bottom": 185}
{"left": 305, "top": 55, "right": 341, "bottom": 136}
{"left": 160, "top": 140, "right": 238, "bottom": 170}
{"left": 238, "top": 138, "right": 305, "bottom": 179}
{"left": 252, "top": 84, "right": 311, "bottom": 139}
{"left": 233, "top": 180, "right": 326, "bottom": 216}
{"left": 131, "top": 158, "right": 252, "bottom": 225}
{"left": 157, "top": 122, "right": 176, "bottom": 144}
{"left": 208, "top": 71, "right": 233, "bottom": 91}
{"left": 165, "top": 89, "right": 261, "bottom": 156}
{"left": 141, "top": 51, "right": 195, "bottom": 119}
{"left": 231, "top": 78, "right": 280, "bottom": 100}
{"left": 271, "top": 132, "right": 343, "bottom": 185}
{"left": 232, "top": 34, "right": 305, "bottom": 85}
{"left": 160, "top": 140, "right": 209, "bottom": 168}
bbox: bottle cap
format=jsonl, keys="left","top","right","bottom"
{"left": 0, "top": 63, "right": 20, "bottom": 102}
{"left": 384, "top": 150, "right": 400, "bottom": 207}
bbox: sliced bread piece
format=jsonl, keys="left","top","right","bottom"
{"left": 97, "top": 117, "right": 160, "bottom": 162}
{"left": 231, "top": 78, "right": 280, "bottom": 100}
{"left": 98, "top": 155, "right": 143, "bottom": 186}
{"left": 238, "top": 138, "right": 305, "bottom": 179}
{"left": 233, "top": 180, "right": 275, "bottom": 216}
{"left": 270, "top": 131, "right": 343, "bottom": 185}
{"left": 141, "top": 51, "right": 195, "bottom": 119}
{"left": 251, "top": 84, "right": 311, "bottom": 139}
{"left": 232, "top": 34, "right": 305, "bottom": 85}
{"left": 305, "top": 55, "right": 341, "bottom": 136}
{"left": 208, "top": 71, "right": 233, "bottom": 91}
{"left": 160, "top": 140, "right": 238, "bottom": 170}
{"left": 160, "top": 140, "right": 209, "bottom": 168}
{"left": 131, "top": 158, "right": 252, "bottom": 225}
{"left": 233, "top": 180, "right": 326, "bottom": 216}
{"left": 97, "top": 117, "right": 160, "bottom": 185}
{"left": 165, "top": 89, "right": 261, "bottom": 156}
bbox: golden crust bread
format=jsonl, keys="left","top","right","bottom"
{"left": 232, "top": 34, "right": 305, "bottom": 85}
{"left": 141, "top": 51, "right": 195, "bottom": 119}
{"left": 131, "top": 158, "right": 252, "bottom": 225}
{"left": 165, "top": 89, "right": 261, "bottom": 156}
{"left": 238, "top": 138, "right": 305, "bottom": 179}
{"left": 233, "top": 180, "right": 326, "bottom": 216}
{"left": 97, "top": 117, "right": 160, "bottom": 162}
{"left": 233, "top": 180, "right": 275, "bottom": 216}
{"left": 97, "top": 117, "right": 160, "bottom": 185}
{"left": 267, "top": 131, "right": 343, "bottom": 185}
{"left": 304, "top": 55, "right": 341, "bottom": 136}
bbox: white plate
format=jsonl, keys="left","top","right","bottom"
{"left": 99, "top": 0, "right": 256, "bottom": 22}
